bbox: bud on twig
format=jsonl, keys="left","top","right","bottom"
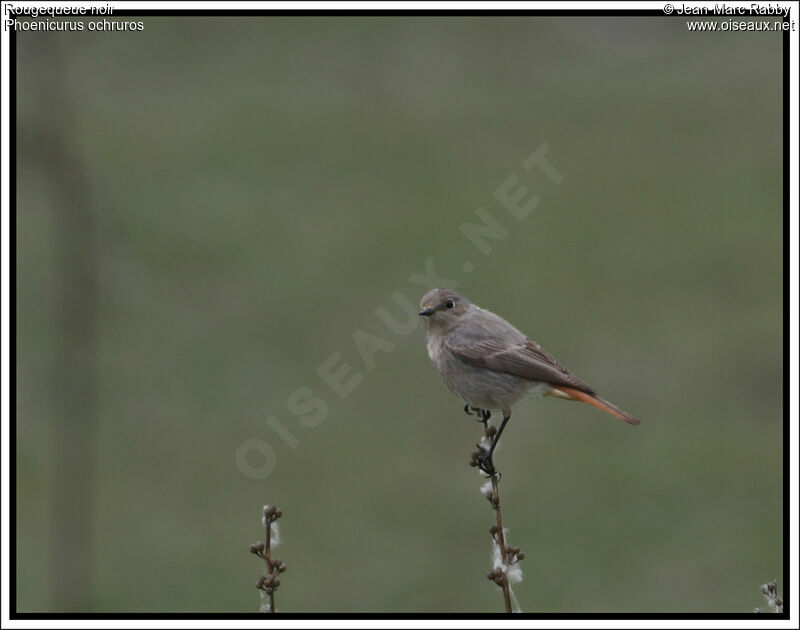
{"left": 469, "top": 412, "right": 521, "bottom": 613}
{"left": 252, "top": 504, "right": 287, "bottom": 613}
{"left": 250, "top": 542, "right": 265, "bottom": 555}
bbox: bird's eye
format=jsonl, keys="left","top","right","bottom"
{"left": 445, "top": 299, "right": 455, "bottom": 309}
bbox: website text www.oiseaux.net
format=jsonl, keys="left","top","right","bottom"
{"left": 686, "top": 19, "right": 795, "bottom": 31}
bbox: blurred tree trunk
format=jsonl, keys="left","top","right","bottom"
{"left": 19, "top": 33, "right": 98, "bottom": 611}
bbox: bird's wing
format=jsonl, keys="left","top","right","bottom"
{"left": 445, "top": 335, "right": 596, "bottom": 394}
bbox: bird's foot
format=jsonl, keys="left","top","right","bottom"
{"left": 464, "top": 404, "right": 482, "bottom": 419}
{"left": 464, "top": 405, "right": 490, "bottom": 424}
{"left": 464, "top": 407, "right": 497, "bottom": 474}
{"left": 471, "top": 444, "right": 496, "bottom": 476}
{"left": 477, "top": 450, "right": 497, "bottom": 477}
{"left": 464, "top": 404, "right": 492, "bottom": 423}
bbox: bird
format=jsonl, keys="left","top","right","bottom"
{"left": 419, "top": 288, "right": 639, "bottom": 474}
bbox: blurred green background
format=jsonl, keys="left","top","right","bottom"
{"left": 16, "top": 16, "right": 783, "bottom": 613}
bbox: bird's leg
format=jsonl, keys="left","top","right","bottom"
{"left": 475, "top": 411, "right": 511, "bottom": 476}
{"left": 464, "top": 408, "right": 504, "bottom": 476}
{"left": 486, "top": 412, "right": 511, "bottom": 461}
{"left": 476, "top": 409, "right": 497, "bottom": 476}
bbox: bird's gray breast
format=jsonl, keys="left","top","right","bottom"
{"left": 426, "top": 330, "right": 537, "bottom": 411}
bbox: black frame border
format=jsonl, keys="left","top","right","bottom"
{"left": 8, "top": 5, "right": 791, "bottom": 622}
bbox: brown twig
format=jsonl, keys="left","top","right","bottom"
{"left": 250, "top": 505, "right": 287, "bottom": 613}
{"left": 469, "top": 409, "right": 524, "bottom": 613}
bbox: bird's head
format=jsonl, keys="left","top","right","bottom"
{"left": 419, "top": 289, "right": 472, "bottom": 330}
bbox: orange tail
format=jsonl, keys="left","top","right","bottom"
{"left": 551, "top": 386, "right": 640, "bottom": 426}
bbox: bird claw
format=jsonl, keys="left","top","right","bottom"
{"left": 476, "top": 447, "right": 496, "bottom": 476}
{"left": 464, "top": 405, "right": 487, "bottom": 422}
{"left": 464, "top": 405, "right": 497, "bottom": 474}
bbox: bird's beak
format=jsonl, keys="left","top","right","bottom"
{"left": 419, "top": 307, "right": 435, "bottom": 317}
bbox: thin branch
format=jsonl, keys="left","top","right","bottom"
{"left": 469, "top": 409, "right": 524, "bottom": 613}
{"left": 250, "top": 505, "right": 286, "bottom": 613}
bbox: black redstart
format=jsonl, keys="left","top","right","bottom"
{"left": 419, "top": 288, "right": 639, "bottom": 473}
